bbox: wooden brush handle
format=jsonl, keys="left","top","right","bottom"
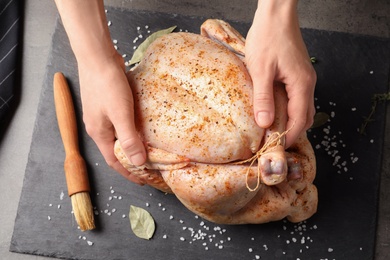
{"left": 54, "top": 72, "right": 90, "bottom": 196}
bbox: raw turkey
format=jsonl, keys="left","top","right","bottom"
{"left": 114, "top": 19, "right": 318, "bottom": 224}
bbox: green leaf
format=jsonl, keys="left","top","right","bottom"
{"left": 129, "top": 205, "right": 155, "bottom": 240}
{"left": 311, "top": 112, "right": 329, "bottom": 128}
{"left": 129, "top": 26, "right": 177, "bottom": 66}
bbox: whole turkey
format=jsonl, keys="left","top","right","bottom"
{"left": 114, "top": 19, "right": 318, "bottom": 224}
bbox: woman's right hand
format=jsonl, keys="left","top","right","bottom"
{"left": 78, "top": 52, "right": 146, "bottom": 184}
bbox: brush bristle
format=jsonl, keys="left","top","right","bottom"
{"left": 71, "top": 192, "right": 95, "bottom": 231}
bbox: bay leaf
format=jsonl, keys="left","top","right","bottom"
{"left": 311, "top": 112, "right": 330, "bottom": 128}
{"left": 129, "top": 205, "right": 155, "bottom": 240}
{"left": 129, "top": 26, "right": 177, "bottom": 65}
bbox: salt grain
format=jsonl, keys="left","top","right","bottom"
{"left": 328, "top": 247, "right": 334, "bottom": 252}
{"left": 87, "top": 241, "right": 94, "bottom": 246}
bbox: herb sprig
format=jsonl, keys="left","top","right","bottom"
{"left": 359, "top": 92, "right": 390, "bottom": 134}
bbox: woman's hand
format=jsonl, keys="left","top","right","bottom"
{"left": 55, "top": 0, "right": 146, "bottom": 183}
{"left": 77, "top": 53, "right": 146, "bottom": 183}
{"left": 246, "top": 0, "right": 316, "bottom": 148}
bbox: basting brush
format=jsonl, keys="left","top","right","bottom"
{"left": 53, "top": 72, "right": 95, "bottom": 231}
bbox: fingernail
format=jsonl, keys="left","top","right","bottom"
{"left": 256, "top": 111, "right": 272, "bottom": 126}
{"left": 130, "top": 152, "right": 146, "bottom": 166}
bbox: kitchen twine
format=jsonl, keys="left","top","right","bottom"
{"left": 234, "top": 124, "right": 294, "bottom": 192}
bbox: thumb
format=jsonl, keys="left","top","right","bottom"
{"left": 251, "top": 70, "right": 275, "bottom": 129}
{"left": 112, "top": 111, "right": 146, "bottom": 166}
{"left": 118, "top": 133, "right": 146, "bottom": 166}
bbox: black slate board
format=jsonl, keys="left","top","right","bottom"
{"left": 10, "top": 7, "right": 390, "bottom": 260}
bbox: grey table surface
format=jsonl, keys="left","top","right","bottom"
{"left": 0, "top": 0, "right": 388, "bottom": 259}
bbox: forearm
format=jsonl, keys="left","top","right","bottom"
{"left": 54, "top": 0, "right": 116, "bottom": 65}
{"left": 257, "top": 0, "right": 298, "bottom": 13}
{"left": 256, "top": 0, "right": 299, "bottom": 28}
